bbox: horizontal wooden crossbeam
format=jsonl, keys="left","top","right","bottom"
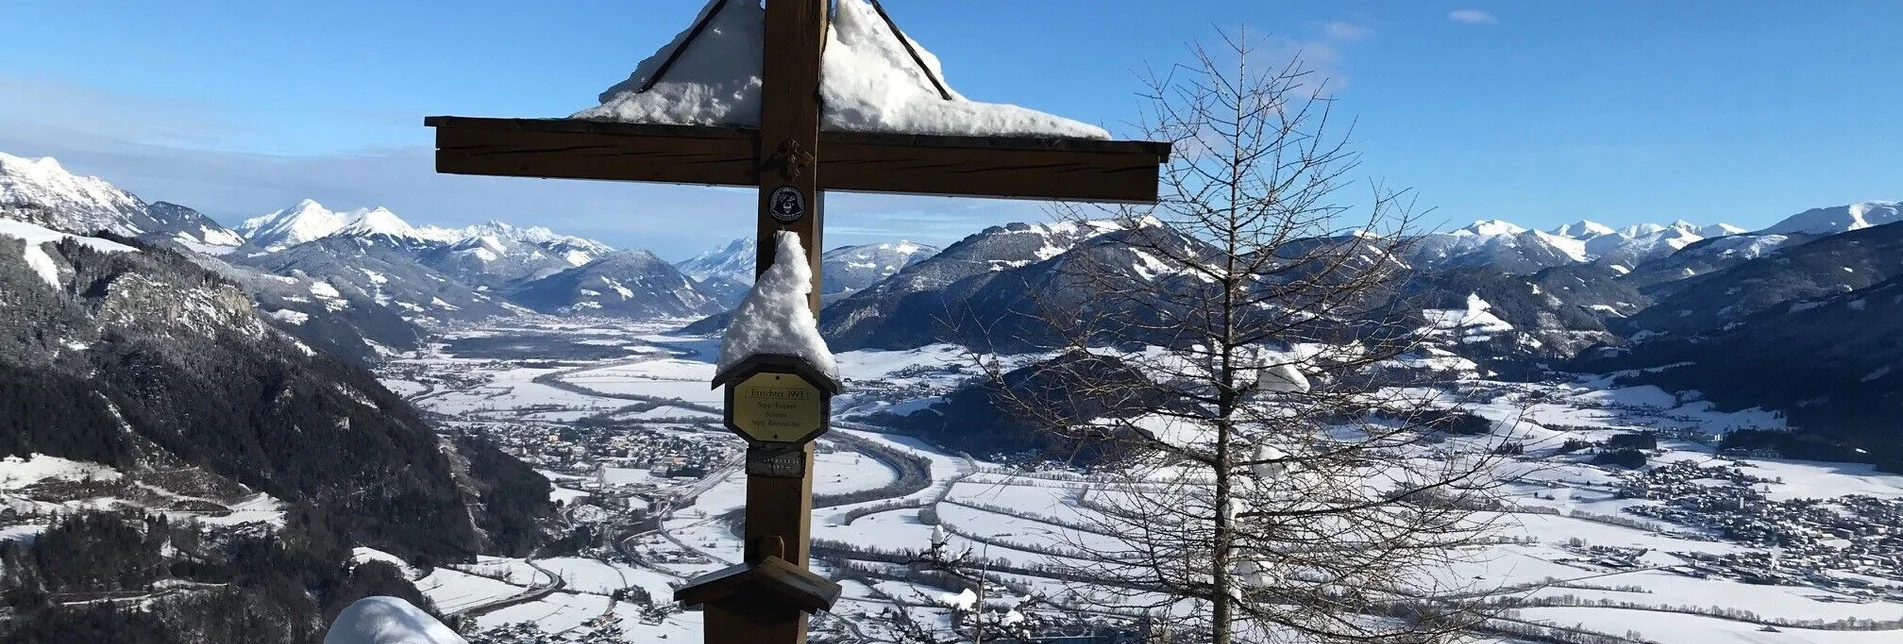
{"left": 425, "top": 116, "right": 1170, "bottom": 204}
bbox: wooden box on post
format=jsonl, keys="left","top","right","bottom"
{"left": 674, "top": 555, "right": 843, "bottom": 614}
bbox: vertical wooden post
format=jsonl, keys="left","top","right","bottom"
{"left": 729, "top": 2, "right": 829, "bottom": 644}
{"left": 757, "top": 0, "right": 828, "bottom": 305}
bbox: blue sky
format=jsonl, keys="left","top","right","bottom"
{"left": 2, "top": 1, "right": 1898, "bottom": 258}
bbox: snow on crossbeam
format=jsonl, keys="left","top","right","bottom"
{"left": 424, "top": 0, "right": 1168, "bottom": 204}
{"left": 575, "top": 0, "right": 1109, "bottom": 139}
{"left": 424, "top": 116, "right": 1168, "bottom": 203}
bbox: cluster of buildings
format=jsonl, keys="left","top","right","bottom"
{"left": 490, "top": 422, "right": 737, "bottom": 474}
{"left": 1609, "top": 459, "right": 1903, "bottom": 595}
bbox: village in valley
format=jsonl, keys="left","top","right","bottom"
{"left": 5, "top": 0, "right": 1903, "bottom": 643}
{"left": 357, "top": 316, "right": 1903, "bottom": 643}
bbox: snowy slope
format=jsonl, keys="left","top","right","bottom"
{"left": 676, "top": 236, "right": 757, "bottom": 284}
{"left": 820, "top": 240, "right": 940, "bottom": 295}
{"left": 1411, "top": 218, "right": 1744, "bottom": 274}
{"left": 508, "top": 249, "right": 726, "bottom": 319}
{"left": 1421, "top": 293, "right": 1516, "bottom": 344}
{"left": 0, "top": 152, "right": 244, "bottom": 252}
{"left": 1614, "top": 219, "right": 1903, "bottom": 338}
{"left": 238, "top": 200, "right": 461, "bottom": 252}
{"left": 678, "top": 236, "right": 940, "bottom": 297}
{"left": 416, "top": 221, "right": 615, "bottom": 288}
{"left": 1407, "top": 220, "right": 1592, "bottom": 273}
{"left": 238, "top": 200, "right": 357, "bottom": 250}
{"left": 0, "top": 152, "right": 145, "bottom": 235}
{"left": 238, "top": 236, "right": 520, "bottom": 324}
{"left": 147, "top": 201, "right": 246, "bottom": 254}
{"left": 575, "top": 0, "right": 1109, "bottom": 138}
{"left": 1760, "top": 201, "right": 1902, "bottom": 235}
{"left": 819, "top": 219, "right": 1215, "bottom": 351}
{"left": 333, "top": 207, "right": 462, "bottom": 244}
{"left": 0, "top": 218, "right": 139, "bottom": 289}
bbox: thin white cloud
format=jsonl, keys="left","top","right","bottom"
{"left": 1322, "top": 20, "right": 1371, "bottom": 43}
{"left": 1449, "top": 9, "right": 1498, "bottom": 25}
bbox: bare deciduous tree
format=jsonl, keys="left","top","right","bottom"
{"left": 976, "top": 31, "right": 1522, "bottom": 644}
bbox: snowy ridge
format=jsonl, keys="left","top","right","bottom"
{"left": 0, "top": 152, "right": 244, "bottom": 252}
{"left": 575, "top": 0, "right": 1109, "bottom": 138}
{"left": 1410, "top": 217, "right": 1747, "bottom": 273}
{"left": 238, "top": 200, "right": 462, "bottom": 251}
{"left": 1761, "top": 201, "right": 1902, "bottom": 235}
{"left": 818, "top": 239, "right": 940, "bottom": 294}
{"left": 449, "top": 220, "right": 612, "bottom": 263}
{"left": 676, "top": 236, "right": 757, "bottom": 283}
{"left": 1422, "top": 293, "right": 1515, "bottom": 344}
{"left": 0, "top": 152, "right": 145, "bottom": 235}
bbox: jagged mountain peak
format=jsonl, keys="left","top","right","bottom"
{"left": 819, "top": 238, "right": 941, "bottom": 295}
{"left": 238, "top": 199, "right": 356, "bottom": 250}
{"left": 676, "top": 236, "right": 757, "bottom": 283}
{"left": 0, "top": 151, "right": 245, "bottom": 253}
{"left": 335, "top": 207, "right": 420, "bottom": 238}
{"left": 0, "top": 151, "right": 147, "bottom": 236}
{"left": 1551, "top": 220, "right": 1616, "bottom": 238}
{"left": 239, "top": 200, "right": 466, "bottom": 250}
{"left": 460, "top": 219, "right": 611, "bottom": 251}
{"left": 1412, "top": 214, "right": 1751, "bottom": 274}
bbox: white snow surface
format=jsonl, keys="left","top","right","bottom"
{"left": 1414, "top": 217, "right": 1746, "bottom": 271}
{"left": 1761, "top": 200, "right": 1902, "bottom": 235}
{"left": 322, "top": 596, "right": 465, "bottom": 644}
{"left": 0, "top": 153, "right": 145, "bottom": 232}
{"left": 238, "top": 200, "right": 461, "bottom": 251}
{"left": 574, "top": 0, "right": 1109, "bottom": 139}
{"left": 0, "top": 454, "right": 123, "bottom": 491}
{"left": 0, "top": 218, "right": 139, "bottom": 289}
{"left": 1422, "top": 293, "right": 1514, "bottom": 342}
{"left": 717, "top": 231, "right": 838, "bottom": 382}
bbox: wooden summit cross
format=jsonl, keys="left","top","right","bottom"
{"left": 426, "top": 1, "right": 1167, "bottom": 642}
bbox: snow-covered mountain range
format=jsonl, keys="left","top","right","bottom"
{"left": 1409, "top": 218, "right": 1748, "bottom": 274}
{"left": 1, "top": 152, "right": 245, "bottom": 253}
{"left": 236, "top": 199, "right": 459, "bottom": 251}
{"left": 677, "top": 236, "right": 941, "bottom": 299}
{"left": 9, "top": 147, "right": 1902, "bottom": 392}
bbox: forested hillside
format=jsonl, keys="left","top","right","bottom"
{"left": 0, "top": 223, "right": 556, "bottom": 642}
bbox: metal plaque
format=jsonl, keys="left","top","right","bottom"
{"left": 727, "top": 371, "right": 826, "bottom": 443}
{"left": 745, "top": 444, "right": 806, "bottom": 478}
{"left": 768, "top": 186, "right": 807, "bottom": 223}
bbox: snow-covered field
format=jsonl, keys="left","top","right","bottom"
{"left": 375, "top": 320, "right": 1903, "bottom": 643}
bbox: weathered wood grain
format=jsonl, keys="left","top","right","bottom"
{"left": 432, "top": 123, "right": 758, "bottom": 187}
{"left": 429, "top": 117, "right": 1166, "bottom": 203}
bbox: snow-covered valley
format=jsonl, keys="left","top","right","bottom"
{"left": 365, "top": 319, "right": 1903, "bottom": 644}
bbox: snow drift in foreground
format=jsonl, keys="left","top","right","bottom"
{"left": 574, "top": 0, "right": 1109, "bottom": 139}
{"left": 716, "top": 230, "right": 838, "bottom": 382}
{"left": 323, "top": 596, "right": 466, "bottom": 644}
